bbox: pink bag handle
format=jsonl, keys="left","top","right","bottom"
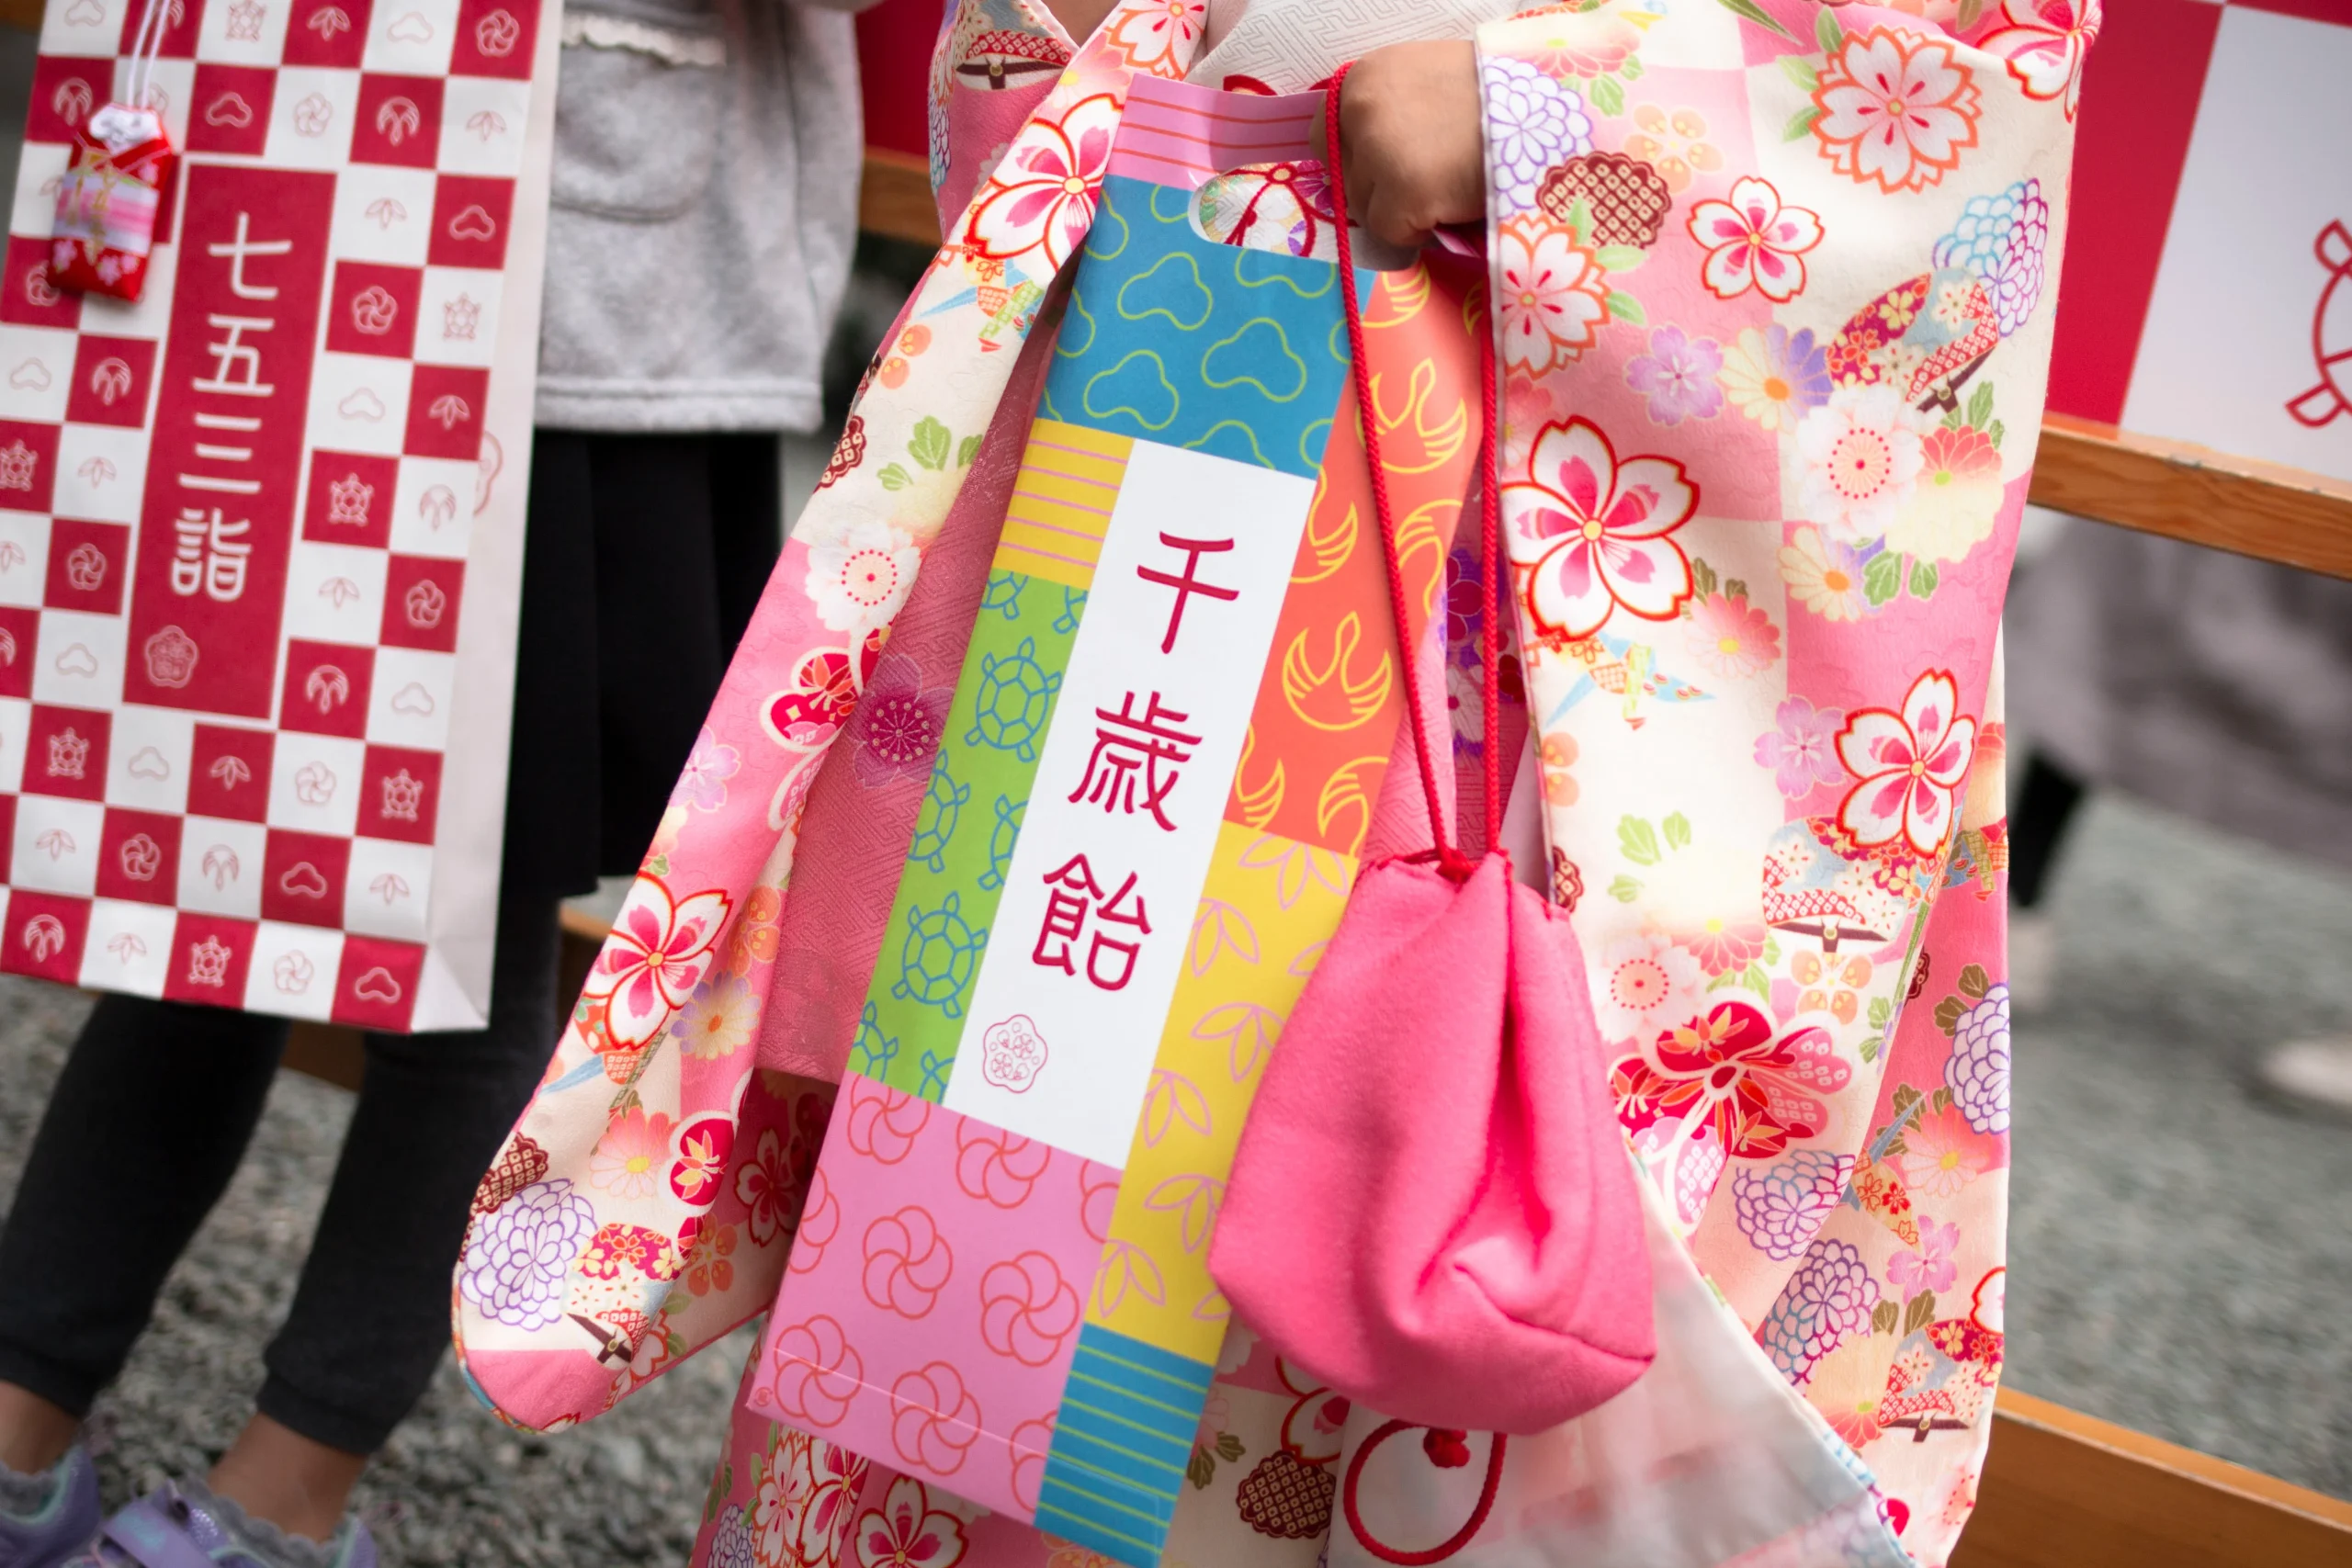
{"left": 1326, "top": 66, "right": 1504, "bottom": 883}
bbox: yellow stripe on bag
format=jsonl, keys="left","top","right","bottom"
{"left": 994, "top": 420, "right": 1133, "bottom": 590}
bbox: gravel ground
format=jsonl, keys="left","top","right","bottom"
{"left": 0, "top": 974, "right": 755, "bottom": 1566}
{"left": 2, "top": 789, "right": 2346, "bottom": 1568}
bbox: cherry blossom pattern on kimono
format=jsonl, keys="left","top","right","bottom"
{"left": 1327, "top": 4, "right": 2083, "bottom": 1566}
{"left": 452, "top": 0, "right": 1213, "bottom": 1434}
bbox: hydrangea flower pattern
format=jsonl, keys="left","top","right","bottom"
{"left": 459, "top": 1179, "right": 597, "bottom": 1331}
{"left": 1481, "top": 56, "right": 1594, "bottom": 214}
{"left": 705, "top": 1504, "right": 753, "bottom": 1568}
{"left": 1932, "top": 179, "right": 2050, "bottom": 338}
{"left": 1947, "top": 981, "right": 2012, "bottom": 1134}
{"left": 1733, "top": 1148, "right": 1857, "bottom": 1260}
{"left": 1758, "top": 1237, "right": 1881, "bottom": 1384}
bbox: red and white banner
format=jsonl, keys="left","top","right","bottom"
{"left": 2048, "top": 0, "right": 2352, "bottom": 483}
{"left": 0, "top": 0, "right": 558, "bottom": 1030}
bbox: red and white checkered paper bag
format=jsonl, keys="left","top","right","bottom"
{"left": 0, "top": 0, "right": 559, "bottom": 1031}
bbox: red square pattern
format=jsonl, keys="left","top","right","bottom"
{"left": 302, "top": 449, "right": 401, "bottom": 548}
{"left": 25, "top": 59, "right": 109, "bottom": 146}
{"left": 334, "top": 935, "right": 424, "bottom": 1029}
{"left": 352, "top": 75, "right": 445, "bottom": 169}
{"left": 2, "top": 890, "right": 88, "bottom": 984}
{"left": 278, "top": 641, "right": 374, "bottom": 739}
{"left": 284, "top": 0, "right": 375, "bottom": 67}
{"left": 0, "top": 795, "right": 12, "bottom": 873}
{"left": 2, "top": 239, "right": 80, "bottom": 330}
{"left": 67, "top": 337, "right": 158, "bottom": 427}
{"left": 187, "top": 65, "right": 277, "bottom": 158}
{"left": 164, "top": 914, "right": 257, "bottom": 1006}
{"left": 96, "top": 809, "right": 183, "bottom": 906}
{"left": 452, "top": 0, "right": 541, "bottom": 80}
{"left": 117, "top": 0, "right": 201, "bottom": 58}
{"left": 429, "top": 176, "right": 515, "bottom": 270}
{"left": 380, "top": 556, "right": 462, "bottom": 652}
{"left": 0, "top": 607, "right": 38, "bottom": 699}
{"left": 22, "top": 705, "right": 108, "bottom": 801}
{"left": 189, "top": 724, "right": 275, "bottom": 821}
{"left": 361, "top": 746, "right": 440, "bottom": 843}
{"left": 42, "top": 520, "right": 130, "bottom": 615}
{"left": 0, "top": 422, "right": 60, "bottom": 514}
{"left": 264, "top": 830, "right": 352, "bottom": 928}
{"left": 327, "top": 262, "right": 422, "bottom": 359}
{"left": 405, "top": 367, "right": 488, "bottom": 459}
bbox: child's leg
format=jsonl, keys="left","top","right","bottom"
{"left": 0, "top": 998, "right": 291, "bottom": 1472}
{"left": 208, "top": 890, "right": 566, "bottom": 1538}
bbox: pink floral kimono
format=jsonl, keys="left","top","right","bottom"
{"left": 451, "top": 2, "right": 2093, "bottom": 1565}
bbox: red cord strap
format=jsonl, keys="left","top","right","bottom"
{"left": 1342, "top": 1419, "right": 1510, "bottom": 1564}
{"left": 1324, "top": 63, "right": 1505, "bottom": 880}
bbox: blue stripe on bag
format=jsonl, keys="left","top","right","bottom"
{"left": 1034, "top": 1324, "right": 1214, "bottom": 1563}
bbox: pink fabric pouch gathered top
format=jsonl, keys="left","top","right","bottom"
{"left": 1210, "top": 74, "right": 1655, "bottom": 1439}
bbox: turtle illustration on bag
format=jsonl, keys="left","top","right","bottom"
{"left": 2287, "top": 220, "right": 2352, "bottom": 428}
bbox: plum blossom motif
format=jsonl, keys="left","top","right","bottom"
{"left": 1497, "top": 217, "right": 1611, "bottom": 378}
{"left": 1688, "top": 177, "right": 1823, "bottom": 303}
{"left": 1835, "top": 669, "right": 1978, "bottom": 858}
{"left": 769, "top": 1315, "right": 865, "bottom": 1427}
{"left": 862, "top": 1205, "right": 955, "bottom": 1318}
{"left": 1623, "top": 104, "right": 1723, "bottom": 195}
{"left": 854, "top": 653, "right": 953, "bottom": 787}
{"left": 965, "top": 92, "right": 1120, "bottom": 274}
{"left": 954, "top": 1121, "right": 1053, "bottom": 1207}
{"left": 1502, "top": 417, "right": 1697, "bottom": 642}
{"left": 843, "top": 1076, "right": 932, "bottom": 1164}
{"left": 1481, "top": 56, "right": 1593, "bottom": 213}
{"left": 806, "top": 519, "right": 921, "bottom": 635}
{"left": 582, "top": 876, "right": 732, "bottom": 1049}
{"left": 888, "top": 1363, "right": 984, "bottom": 1475}
{"left": 1978, "top": 0, "right": 2101, "bottom": 120}
{"left": 459, "top": 1179, "right": 595, "bottom": 1330}
{"left": 1811, "top": 28, "right": 1982, "bottom": 194}
{"left": 1105, "top": 0, "right": 1204, "bottom": 73}
{"left": 978, "top": 1250, "right": 1083, "bottom": 1366}
{"left": 1611, "top": 998, "right": 1851, "bottom": 1162}
{"left": 854, "top": 1475, "right": 968, "bottom": 1568}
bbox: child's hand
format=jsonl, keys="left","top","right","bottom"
{"left": 1337, "top": 41, "right": 1487, "bottom": 249}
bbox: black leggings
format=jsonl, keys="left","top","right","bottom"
{"left": 0, "top": 894, "right": 561, "bottom": 1456}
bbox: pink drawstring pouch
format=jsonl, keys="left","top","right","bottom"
{"left": 1210, "top": 73, "right": 1654, "bottom": 1437}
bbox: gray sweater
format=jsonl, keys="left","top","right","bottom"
{"left": 535, "top": 0, "right": 876, "bottom": 433}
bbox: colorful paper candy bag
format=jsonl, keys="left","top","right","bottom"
{"left": 740, "top": 73, "right": 1488, "bottom": 1568}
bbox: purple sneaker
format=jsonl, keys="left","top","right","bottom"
{"left": 64, "top": 1483, "right": 375, "bottom": 1568}
{"left": 0, "top": 1449, "right": 100, "bottom": 1568}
